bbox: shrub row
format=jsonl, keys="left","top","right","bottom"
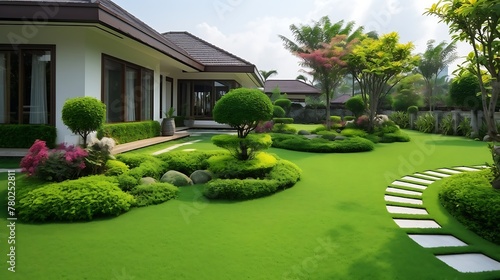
{"left": 203, "top": 158, "right": 301, "bottom": 200}
{"left": 97, "top": 120, "right": 160, "bottom": 144}
{"left": 0, "top": 124, "right": 56, "bottom": 148}
{"left": 270, "top": 133, "right": 374, "bottom": 153}
{"left": 439, "top": 169, "right": 500, "bottom": 244}
{"left": 18, "top": 176, "right": 135, "bottom": 222}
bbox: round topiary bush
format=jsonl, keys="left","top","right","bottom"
{"left": 105, "top": 160, "right": 129, "bottom": 176}
{"left": 407, "top": 105, "right": 418, "bottom": 114}
{"left": 273, "top": 105, "right": 286, "bottom": 118}
{"left": 208, "top": 152, "right": 277, "bottom": 179}
{"left": 439, "top": 169, "right": 500, "bottom": 244}
{"left": 62, "top": 97, "right": 106, "bottom": 146}
{"left": 269, "top": 133, "right": 374, "bottom": 153}
{"left": 274, "top": 98, "right": 291, "bottom": 114}
{"left": 345, "top": 96, "right": 365, "bottom": 118}
{"left": 213, "top": 88, "right": 273, "bottom": 138}
{"left": 18, "top": 176, "right": 135, "bottom": 222}
{"left": 129, "top": 182, "right": 178, "bottom": 207}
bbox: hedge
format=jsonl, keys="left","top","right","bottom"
{"left": 273, "top": 118, "right": 294, "bottom": 124}
{"left": 0, "top": 124, "right": 56, "bottom": 148}
{"left": 157, "top": 150, "right": 226, "bottom": 175}
{"left": 269, "top": 133, "right": 374, "bottom": 153}
{"left": 439, "top": 169, "right": 500, "bottom": 244}
{"left": 208, "top": 152, "right": 278, "bottom": 179}
{"left": 97, "top": 120, "right": 160, "bottom": 144}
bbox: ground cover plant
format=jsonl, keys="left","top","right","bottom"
{"left": 1, "top": 129, "right": 499, "bottom": 280}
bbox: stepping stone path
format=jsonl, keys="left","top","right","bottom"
{"left": 384, "top": 165, "right": 500, "bottom": 274}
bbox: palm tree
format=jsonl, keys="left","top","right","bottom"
{"left": 259, "top": 70, "right": 278, "bottom": 82}
{"left": 416, "top": 40, "right": 457, "bottom": 111}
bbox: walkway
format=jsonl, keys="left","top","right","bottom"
{"left": 384, "top": 166, "right": 500, "bottom": 273}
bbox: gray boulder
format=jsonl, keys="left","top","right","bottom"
{"left": 160, "top": 170, "right": 193, "bottom": 186}
{"left": 190, "top": 170, "right": 213, "bottom": 184}
{"left": 139, "top": 177, "right": 157, "bottom": 185}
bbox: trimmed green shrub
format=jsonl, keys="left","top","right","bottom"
{"left": 157, "top": 150, "right": 225, "bottom": 175}
{"left": 18, "top": 176, "right": 135, "bottom": 222}
{"left": 389, "top": 111, "right": 409, "bottom": 129}
{"left": 129, "top": 182, "right": 179, "bottom": 207}
{"left": 298, "top": 130, "right": 311, "bottom": 135}
{"left": 407, "top": 106, "right": 418, "bottom": 114}
{"left": 415, "top": 113, "right": 436, "bottom": 133}
{"left": 0, "top": 125, "right": 57, "bottom": 148}
{"left": 62, "top": 97, "right": 106, "bottom": 146}
{"left": 273, "top": 105, "right": 286, "bottom": 118}
{"left": 272, "top": 123, "right": 297, "bottom": 134}
{"left": 204, "top": 159, "right": 301, "bottom": 200}
{"left": 310, "top": 126, "right": 327, "bottom": 134}
{"left": 105, "top": 160, "right": 129, "bottom": 176}
{"left": 439, "top": 169, "right": 500, "bottom": 244}
{"left": 270, "top": 133, "right": 374, "bottom": 153}
{"left": 273, "top": 118, "right": 294, "bottom": 124}
{"left": 345, "top": 95, "right": 365, "bottom": 117}
{"left": 213, "top": 88, "right": 273, "bottom": 138}
{"left": 208, "top": 152, "right": 278, "bottom": 179}
{"left": 97, "top": 120, "right": 160, "bottom": 145}
{"left": 344, "top": 116, "right": 355, "bottom": 121}
{"left": 116, "top": 174, "right": 138, "bottom": 191}
{"left": 330, "top": 116, "right": 342, "bottom": 124}
{"left": 116, "top": 154, "right": 157, "bottom": 169}
{"left": 380, "top": 131, "right": 411, "bottom": 143}
{"left": 212, "top": 134, "right": 272, "bottom": 160}
{"left": 128, "top": 160, "right": 167, "bottom": 180}
{"left": 317, "top": 131, "right": 339, "bottom": 141}
{"left": 274, "top": 98, "right": 292, "bottom": 114}
{"left": 440, "top": 114, "right": 454, "bottom": 135}
{"left": 341, "top": 128, "right": 367, "bottom": 138}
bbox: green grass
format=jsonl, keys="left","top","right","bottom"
{"left": 1, "top": 130, "right": 499, "bottom": 279}
{"left": 0, "top": 157, "right": 22, "bottom": 169}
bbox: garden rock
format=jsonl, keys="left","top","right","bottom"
{"left": 483, "top": 135, "right": 492, "bottom": 142}
{"left": 335, "top": 136, "right": 347, "bottom": 141}
{"left": 161, "top": 170, "right": 193, "bottom": 186}
{"left": 139, "top": 177, "right": 157, "bottom": 185}
{"left": 190, "top": 170, "right": 213, "bottom": 184}
{"left": 298, "top": 130, "right": 311, "bottom": 135}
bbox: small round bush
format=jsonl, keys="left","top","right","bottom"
{"left": 273, "top": 105, "right": 286, "bottom": 118}
{"left": 18, "top": 176, "right": 135, "bottom": 222}
{"left": 407, "top": 105, "right": 418, "bottom": 114}
{"left": 117, "top": 174, "right": 139, "bottom": 191}
{"left": 105, "top": 160, "right": 129, "bottom": 176}
{"left": 208, "top": 152, "right": 278, "bottom": 179}
{"left": 274, "top": 98, "right": 292, "bottom": 113}
{"left": 272, "top": 124, "right": 297, "bottom": 134}
{"left": 129, "top": 182, "right": 178, "bottom": 207}
{"left": 298, "top": 130, "right": 311, "bottom": 135}
{"left": 345, "top": 96, "right": 365, "bottom": 117}
{"left": 62, "top": 97, "right": 106, "bottom": 146}
{"left": 330, "top": 116, "right": 342, "bottom": 124}
{"left": 341, "top": 128, "right": 368, "bottom": 138}
{"left": 157, "top": 150, "right": 225, "bottom": 175}
{"left": 344, "top": 116, "right": 355, "bottom": 121}
{"left": 270, "top": 133, "right": 374, "bottom": 153}
{"left": 213, "top": 88, "right": 273, "bottom": 137}
{"left": 116, "top": 154, "right": 156, "bottom": 169}
{"left": 439, "top": 169, "right": 500, "bottom": 244}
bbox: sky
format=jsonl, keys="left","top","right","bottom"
{"left": 113, "top": 0, "right": 472, "bottom": 80}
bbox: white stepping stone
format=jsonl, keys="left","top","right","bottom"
{"left": 423, "top": 171, "right": 451, "bottom": 178}
{"left": 391, "top": 181, "right": 427, "bottom": 190}
{"left": 386, "top": 206, "right": 428, "bottom": 215}
{"left": 437, "top": 168, "right": 462, "bottom": 174}
{"left": 453, "top": 166, "right": 481, "bottom": 172}
{"left": 408, "top": 234, "right": 467, "bottom": 248}
{"left": 386, "top": 187, "right": 422, "bottom": 196}
{"left": 182, "top": 149, "right": 196, "bottom": 152}
{"left": 393, "top": 219, "right": 441, "bottom": 228}
{"left": 473, "top": 165, "right": 489, "bottom": 169}
{"left": 152, "top": 140, "right": 201, "bottom": 155}
{"left": 436, "top": 254, "right": 500, "bottom": 273}
{"left": 401, "top": 176, "right": 433, "bottom": 185}
{"left": 412, "top": 173, "right": 441, "bottom": 181}
{"left": 385, "top": 195, "right": 422, "bottom": 205}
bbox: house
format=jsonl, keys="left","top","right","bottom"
{"left": 0, "top": 0, "right": 263, "bottom": 145}
{"left": 264, "top": 79, "right": 320, "bottom": 103}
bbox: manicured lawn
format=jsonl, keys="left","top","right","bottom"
{"left": 1, "top": 129, "right": 499, "bottom": 279}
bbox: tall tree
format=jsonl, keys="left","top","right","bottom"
{"left": 426, "top": 0, "right": 500, "bottom": 139}
{"left": 416, "top": 40, "right": 457, "bottom": 111}
{"left": 279, "top": 16, "right": 363, "bottom": 129}
{"left": 259, "top": 70, "right": 278, "bottom": 82}
{"left": 348, "top": 32, "right": 420, "bottom": 132}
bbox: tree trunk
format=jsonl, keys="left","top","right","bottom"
{"left": 485, "top": 81, "right": 500, "bottom": 140}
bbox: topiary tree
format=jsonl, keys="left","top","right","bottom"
{"left": 62, "top": 97, "right": 106, "bottom": 147}
{"left": 273, "top": 105, "right": 286, "bottom": 118}
{"left": 274, "top": 98, "right": 292, "bottom": 115}
{"left": 345, "top": 95, "right": 365, "bottom": 118}
{"left": 213, "top": 88, "right": 273, "bottom": 160}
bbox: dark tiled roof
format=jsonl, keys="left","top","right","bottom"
{"left": 264, "top": 80, "right": 321, "bottom": 94}
{"left": 331, "top": 94, "right": 352, "bottom": 104}
{"left": 163, "top": 32, "right": 252, "bottom": 67}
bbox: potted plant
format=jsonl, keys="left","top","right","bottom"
{"left": 161, "top": 107, "right": 176, "bottom": 136}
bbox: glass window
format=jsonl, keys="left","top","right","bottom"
{"left": 0, "top": 46, "right": 54, "bottom": 125}
{"left": 102, "top": 55, "right": 153, "bottom": 123}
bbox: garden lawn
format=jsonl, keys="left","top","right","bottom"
{"left": 1, "top": 129, "right": 499, "bottom": 280}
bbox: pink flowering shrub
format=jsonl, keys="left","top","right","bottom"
{"left": 356, "top": 115, "right": 370, "bottom": 131}
{"left": 20, "top": 140, "right": 88, "bottom": 182}
{"left": 255, "top": 121, "right": 274, "bottom": 133}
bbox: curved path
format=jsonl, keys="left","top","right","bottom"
{"left": 384, "top": 166, "right": 500, "bottom": 273}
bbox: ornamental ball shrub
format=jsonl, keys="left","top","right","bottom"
{"left": 345, "top": 96, "right": 365, "bottom": 117}
{"left": 273, "top": 105, "right": 286, "bottom": 118}
{"left": 407, "top": 105, "right": 418, "bottom": 114}
{"left": 213, "top": 88, "right": 273, "bottom": 134}
{"left": 274, "top": 98, "right": 292, "bottom": 113}
{"left": 62, "top": 97, "right": 106, "bottom": 146}
{"left": 129, "top": 182, "right": 178, "bottom": 207}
